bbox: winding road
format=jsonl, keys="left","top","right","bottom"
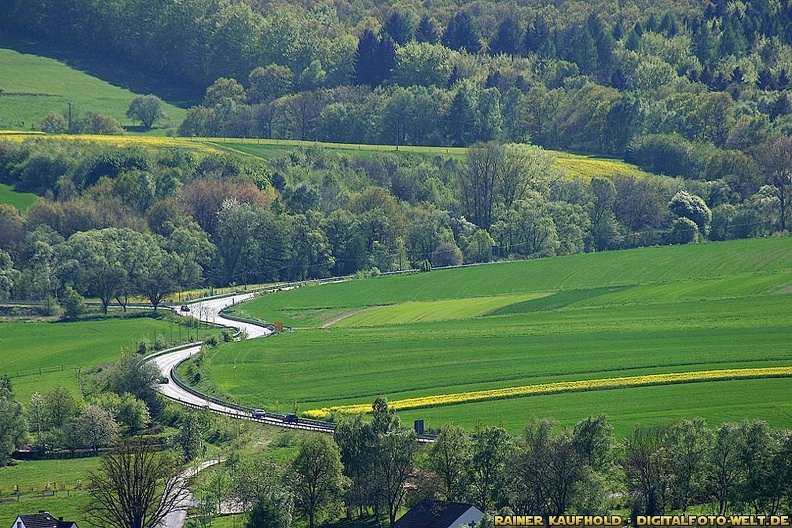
{"left": 149, "top": 292, "right": 333, "bottom": 431}
{"left": 149, "top": 292, "right": 332, "bottom": 528}
{"left": 151, "top": 293, "right": 269, "bottom": 412}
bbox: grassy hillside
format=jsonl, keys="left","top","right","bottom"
{"left": 0, "top": 48, "right": 187, "bottom": 134}
{"left": 0, "top": 316, "right": 204, "bottom": 404}
{"left": 202, "top": 238, "right": 792, "bottom": 437}
{"left": 0, "top": 457, "right": 97, "bottom": 528}
{"left": 230, "top": 238, "right": 792, "bottom": 325}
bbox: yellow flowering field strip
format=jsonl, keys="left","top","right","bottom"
{"left": 0, "top": 133, "right": 224, "bottom": 156}
{"left": 303, "top": 366, "right": 792, "bottom": 419}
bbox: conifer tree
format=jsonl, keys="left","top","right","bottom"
{"left": 442, "top": 12, "right": 481, "bottom": 54}
{"left": 416, "top": 15, "right": 440, "bottom": 44}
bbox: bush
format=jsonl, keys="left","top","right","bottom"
{"left": 669, "top": 217, "right": 699, "bottom": 244}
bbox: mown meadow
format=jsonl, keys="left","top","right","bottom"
{"left": 200, "top": 238, "right": 792, "bottom": 437}
{"left": 0, "top": 457, "right": 97, "bottom": 527}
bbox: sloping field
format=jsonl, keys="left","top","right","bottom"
{"left": 0, "top": 48, "right": 187, "bottom": 133}
{"left": 0, "top": 317, "right": 194, "bottom": 403}
{"left": 231, "top": 238, "right": 792, "bottom": 324}
{"left": 333, "top": 293, "right": 549, "bottom": 326}
{"left": 196, "top": 238, "right": 792, "bottom": 436}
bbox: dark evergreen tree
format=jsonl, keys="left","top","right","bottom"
{"left": 659, "top": 13, "right": 679, "bottom": 36}
{"left": 587, "top": 13, "right": 604, "bottom": 37}
{"left": 383, "top": 11, "right": 414, "bottom": 45}
{"left": 770, "top": 93, "right": 791, "bottom": 121}
{"left": 416, "top": 15, "right": 440, "bottom": 44}
{"left": 611, "top": 68, "right": 629, "bottom": 90}
{"left": 524, "top": 15, "right": 552, "bottom": 56}
{"left": 445, "top": 89, "right": 476, "bottom": 146}
{"left": 563, "top": 25, "right": 598, "bottom": 74}
{"left": 489, "top": 18, "right": 522, "bottom": 56}
{"left": 442, "top": 12, "right": 482, "bottom": 54}
{"left": 719, "top": 17, "right": 747, "bottom": 57}
{"left": 612, "top": 19, "right": 625, "bottom": 40}
{"left": 731, "top": 66, "right": 744, "bottom": 84}
{"left": 625, "top": 28, "right": 642, "bottom": 51}
{"left": 447, "top": 64, "right": 462, "bottom": 88}
{"left": 353, "top": 29, "right": 395, "bottom": 87}
{"left": 596, "top": 29, "right": 615, "bottom": 75}
{"left": 645, "top": 14, "right": 658, "bottom": 32}
{"left": 353, "top": 29, "right": 380, "bottom": 87}
{"left": 692, "top": 20, "right": 716, "bottom": 68}
{"left": 779, "top": 69, "right": 790, "bottom": 89}
{"left": 485, "top": 70, "right": 502, "bottom": 89}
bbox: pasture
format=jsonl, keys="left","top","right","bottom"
{"left": 201, "top": 238, "right": 792, "bottom": 437}
{"left": 0, "top": 48, "right": 187, "bottom": 134}
{"left": 0, "top": 457, "right": 97, "bottom": 528}
{"left": 0, "top": 315, "right": 204, "bottom": 404}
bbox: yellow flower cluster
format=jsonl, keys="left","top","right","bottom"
{"left": 304, "top": 366, "right": 792, "bottom": 419}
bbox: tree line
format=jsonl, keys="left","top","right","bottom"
{"left": 169, "top": 399, "right": 792, "bottom": 528}
{"left": 3, "top": 355, "right": 790, "bottom": 528}
{"left": 0, "top": 136, "right": 789, "bottom": 311}
{"left": 8, "top": 0, "right": 792, "bottom": 163}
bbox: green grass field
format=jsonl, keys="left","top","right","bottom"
{"left": 0, "top": 457, "right": 97, "bottom": 527}
{"left": 0, "top": 315, "right": 204, "bottom": 404}
{"left": 200, "top": 238, "right": 792, "bottom": 436}
{"left": 0, "top": 48, "right": 187, "bottom": 134}
{"left": 0, "top": 182, "right": 37, "bottom": 211}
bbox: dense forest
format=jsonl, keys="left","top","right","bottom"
{"left": 0, "top": 0, "right": 791, "bottom": 306}
{"left": 4, "top": 0, "right": 792, "bottom": 157}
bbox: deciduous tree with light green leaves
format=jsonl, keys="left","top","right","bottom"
{"left": 0, "top": 377, "right": 26, "bottom": 466}
{"left": 290, "top": 434, "right": 348, "bottom": 528}
{"left": 126, "top": 95, "right": 167, "bottom": 129}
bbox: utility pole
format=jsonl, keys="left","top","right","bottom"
{"left": 67, "top": 102, "right": 72, "bottom": 133}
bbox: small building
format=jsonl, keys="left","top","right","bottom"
{"left": 394, "top": 498, "right": 483, "bottom": 528}
{"left": 11, "top": 511, "right": 79, "bottom": 528}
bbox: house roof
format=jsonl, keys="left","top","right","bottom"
{"left": 394, "top": 498, "right": 482, "bottom": 528}
{"left": 14, "top": 511, "right": 78, "bottom": 528}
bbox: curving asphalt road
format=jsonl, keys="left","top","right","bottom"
{"left": 151, "top": 293, "right": 273, "bottom": 528}
{"left": 151, "top": 293, "right": 270, "bottom": 413}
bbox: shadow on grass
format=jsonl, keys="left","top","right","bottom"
{"left": 0, "top": 32, "right": 203, "bottom": 108}
{"left": 489, "top": 285, "right": 632, "bottom": 315}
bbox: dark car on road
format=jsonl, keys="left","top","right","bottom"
{"left": 180, "top": 305, "right": 190, "bottom": 312}
{"left": 283, "top": 413, "right": 298, "bottom": 424}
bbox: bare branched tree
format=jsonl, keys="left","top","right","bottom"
{"left": 85, "top": 436, "right": 189, "bottom": 528}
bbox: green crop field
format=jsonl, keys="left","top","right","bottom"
{"left": 0, "top": 182, "right": 37, "bottom": 211}
{"left": 0, "top": 48, "right": 187, "bottom": 134}
{"left": 199, "top": 238, "right": 792, "bottom": 437}
{"left": 212, "top": 138, "right": 651, "bottom": 181}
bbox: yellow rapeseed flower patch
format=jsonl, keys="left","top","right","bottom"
{"left": 0, "top": 133, "right": 224, "bottom": 157}
{"left": 304, "top": 366, "right": 792, "bottom": 419}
